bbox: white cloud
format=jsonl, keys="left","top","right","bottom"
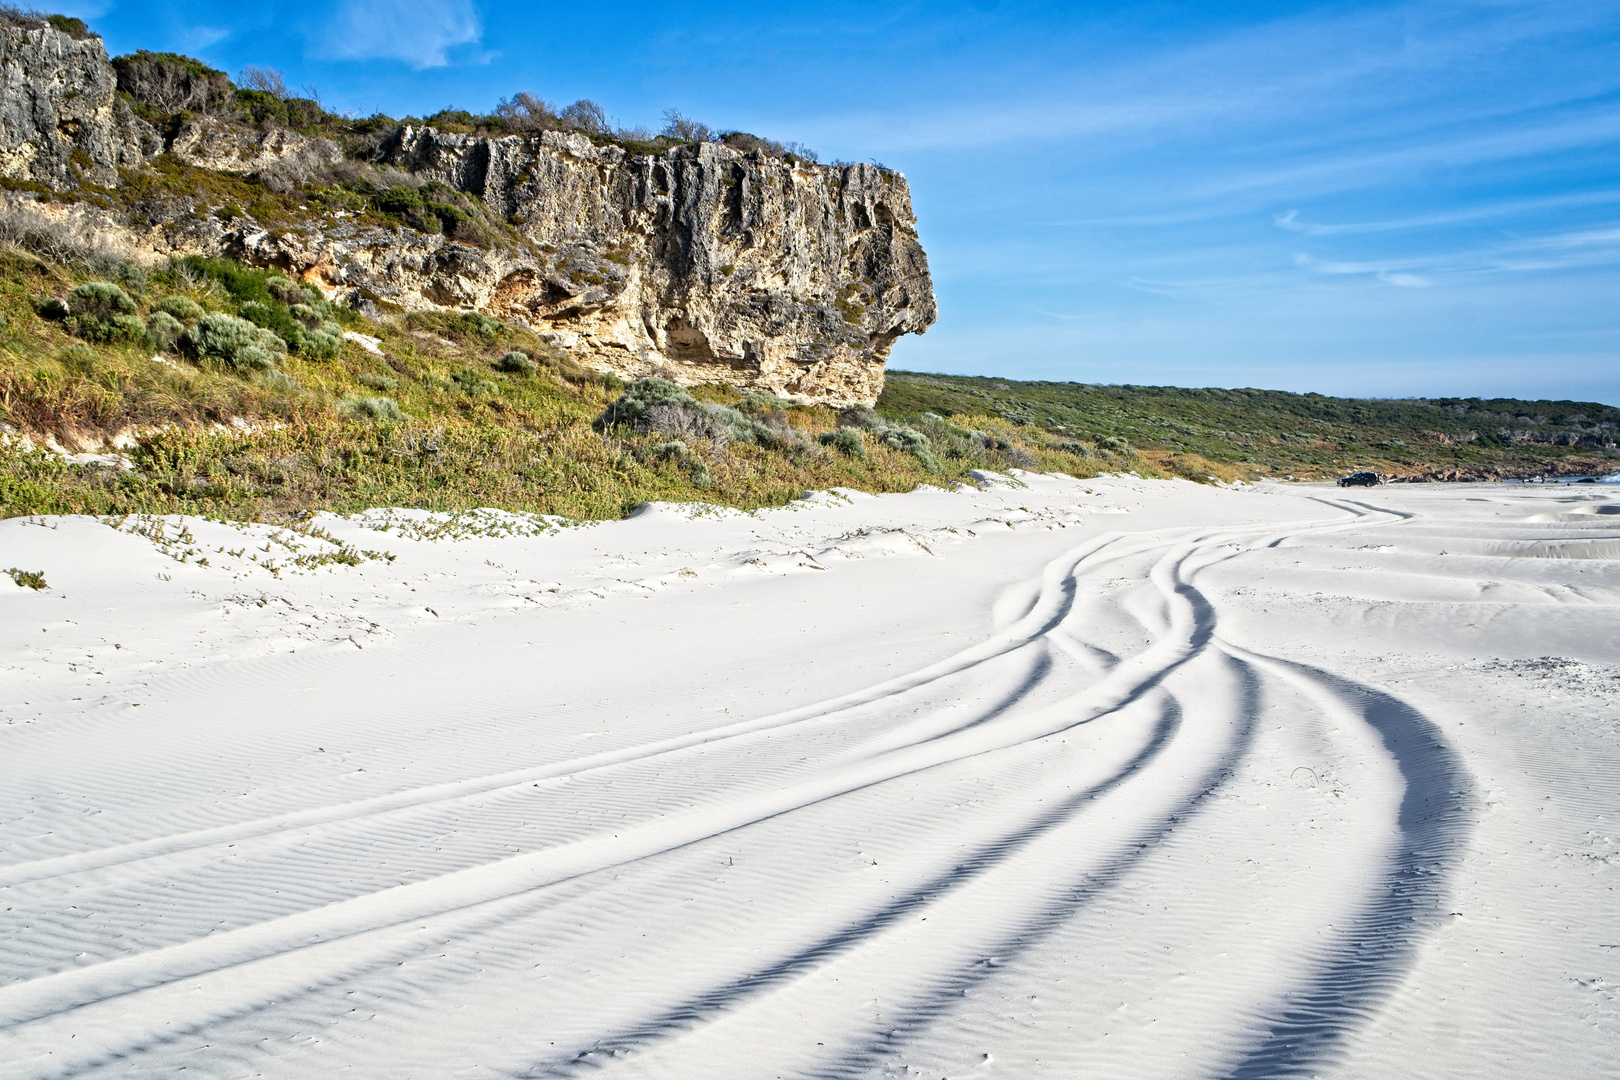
{"left": 178, "top": 25, "right": 231, "bottom": 51}
{"left": 315, "top": 0, "right": 483, "bottom": 68}
{"left": 1294, "top": 224, "right": 1620, "bottom": 284}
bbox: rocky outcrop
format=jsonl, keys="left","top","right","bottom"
{"left": 0, "top": 19, "right": 156, "bottom": 188}
{"left": 374, "top": 128, "right": 936, "bottom": 405}
{"left": 169, "top": 120, "right": 341, "bottom": 177}
{"left": 0, "top": 20, "right": 936, "bottom": 406}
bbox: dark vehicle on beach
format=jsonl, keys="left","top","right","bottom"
{"left": 1337, "top": 471, "right": 1381, "bottom": 487}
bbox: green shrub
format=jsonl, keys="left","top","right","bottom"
{"left": 299, "top": 328, "right": 343, "bottom": 360}
{"left": 819, "top": 426, "right": 866, "bottom": 458}
{"left": 358, "top": 373, "right": 398, "bottom": 392}
{"left": 45, "top": 15, "right": 90, "bottom": 39}
{"left": 1096, "top": 435, "right": 1130, "bottom": 452}
{"left": 5, "top": 567, "right": 47, "bottom": 589}
{"left": 156, "top": 295, "right": 205, "bottom": 322}
{"left": 496, "top": 350, "right": 535, "bottom": 374}
{"left": 68, "top": 281, "right": 136, "bottom": 319}
{"left": 146, "top": 310, "right": 184, "bottom": 349}
{"left": 232, "top": 345, "right": 278, "bottom": 372}
{"left": 595, "top": 377, "right": 788, "bottom": 446}
{"left": 181, "top": 256, "right": 277, "bottom": 306}
{"left": 462, "top": 312, "right": 503, "bottom": 340}
{"left": 66, "top": 281, "right": 149, "bottom": 343}
{"left": 451, "top": 369, "right": 498, "bottom": 396}
{"left": 116, "top": 314, "right": 155, "bottom": 347}
{"left": 644, "top": 441, "right": 713, "bottom": 487}
{"left": 876, "top": 426, "right": 941, "bottom": 472}
{"left": 596, "top": 378, "right": 698, "bottom": 428}
{"left": 375, "top": 186, "right": 424, "bottom": 216}
{"left": 645, "top": 440, "right": 692, "bottom": 464}
{"left": 239, "top": 300, "right": 299, "bottom": 340}
{"left": 265, "top": 274, "right": 317, "bottom": 306}
{"left": 84, "top": 255, "right": 146, "bottom": 292}
{"left": 340, "top": 395, "right": 404, "bottom": 422}
{"left": 185, "top": 311, "right": 268, "bottom": 366}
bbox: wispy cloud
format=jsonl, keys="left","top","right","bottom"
{"left": 313, "top": 0, "right": 483, "bottom": 68}
{"left": 795, "top": 0, "right": 1620, "bottom": 160}
{"left": 1296, "top": 223, "right": 1620, "bottom": 283}
{"left": 1272, "top": 192, "right": 1620, "bottom": 236}
{"left": 176, "top": 24, "right": 231, "bottom": 51}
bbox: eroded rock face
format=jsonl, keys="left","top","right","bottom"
{"left": 377, "top": 128, "right": 937, "bottom": 405}
{"left": 0, "top": 21, "right": 155, "bottom": 188}
{"left": 169, "top": 120, "right": 341, "bottom": 177}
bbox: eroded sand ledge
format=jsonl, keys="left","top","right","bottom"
{"left": 2, "top": 476, "right": 1617, "bottom": 1078}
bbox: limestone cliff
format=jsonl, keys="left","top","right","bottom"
{"left": 0, "top": 19, "right": 156, "bottom": 188}
{"left": 0, "top": 20, "right": 937, "bottom": 406}
{"left": 374, "top": 128, "right": 936, "bottom": 405}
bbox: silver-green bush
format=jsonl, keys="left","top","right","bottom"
{"left": 67, "top": 282, "right": 146, "bottom": 344}
{"left": 186, "top": 312, "right": 268, "bottom": 366}
{"left": 819, "top": 426, "right": 866, "bottom": 458}
{"left": 146, "top": 310, "right": 184, "bottom": 350}
{"left": 156, "top": 295, "right": 205, "bottom": 322}
{"left": 340, "top": 395, "right": 404, "bottom": 422}
{"left": 232, "top": 345, "right": 278, "bottom": 371}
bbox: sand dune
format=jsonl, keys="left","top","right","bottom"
{"left": 2, "top": 476, "right": 1617, "bottom": 1078}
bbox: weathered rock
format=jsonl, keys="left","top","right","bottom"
{"left": 0, "top": 18, "right": 156, "bottom": 188}
{"left": 376, "top": 127, "right": 936, "bottom": 405}
{"left": 169, "top": 119, "right": 341, "bottom": 177}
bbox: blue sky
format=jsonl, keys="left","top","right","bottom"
{"left": 62, "top": 1, "right": 1620, "bottom": 404}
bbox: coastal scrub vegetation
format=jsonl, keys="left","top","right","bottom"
{"left": 95, "top": 41, "right": 823, "bottom": 166}
{"left": 0, "top": 244, "right": 1109, "bottom": 522}
{"left": 879, "top": 372, "right": 1620, "bottom": 482}
{"left": 2, "top": 249, "right": 1612, "bottom": 525}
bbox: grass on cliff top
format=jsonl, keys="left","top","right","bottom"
{"left": 0, "top": 250, "right": 1121, "bottom": 522}
{"left": 879, "top": 371, "right": 1620, "bottom": 481}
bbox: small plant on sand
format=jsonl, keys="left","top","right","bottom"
{"left": 5, "top": 567, "right": 46, "bottom": 590}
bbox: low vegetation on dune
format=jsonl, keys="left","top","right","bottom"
{"left": 0, "top": 249, "right": 1109, "bottom": 522}
{"left": 880, "top": 372, "right": 1620, "bottom": 483}
{"left": 3, "top": 245, "right": 1613, "bottom": 524}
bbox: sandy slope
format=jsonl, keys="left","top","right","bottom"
{"left": 1, "top": 475, "right": 1616, "bottom": 1079}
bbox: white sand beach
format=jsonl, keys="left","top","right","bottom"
{"left": 2, "top": 475, "right": 1617, "bottom": 1078}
